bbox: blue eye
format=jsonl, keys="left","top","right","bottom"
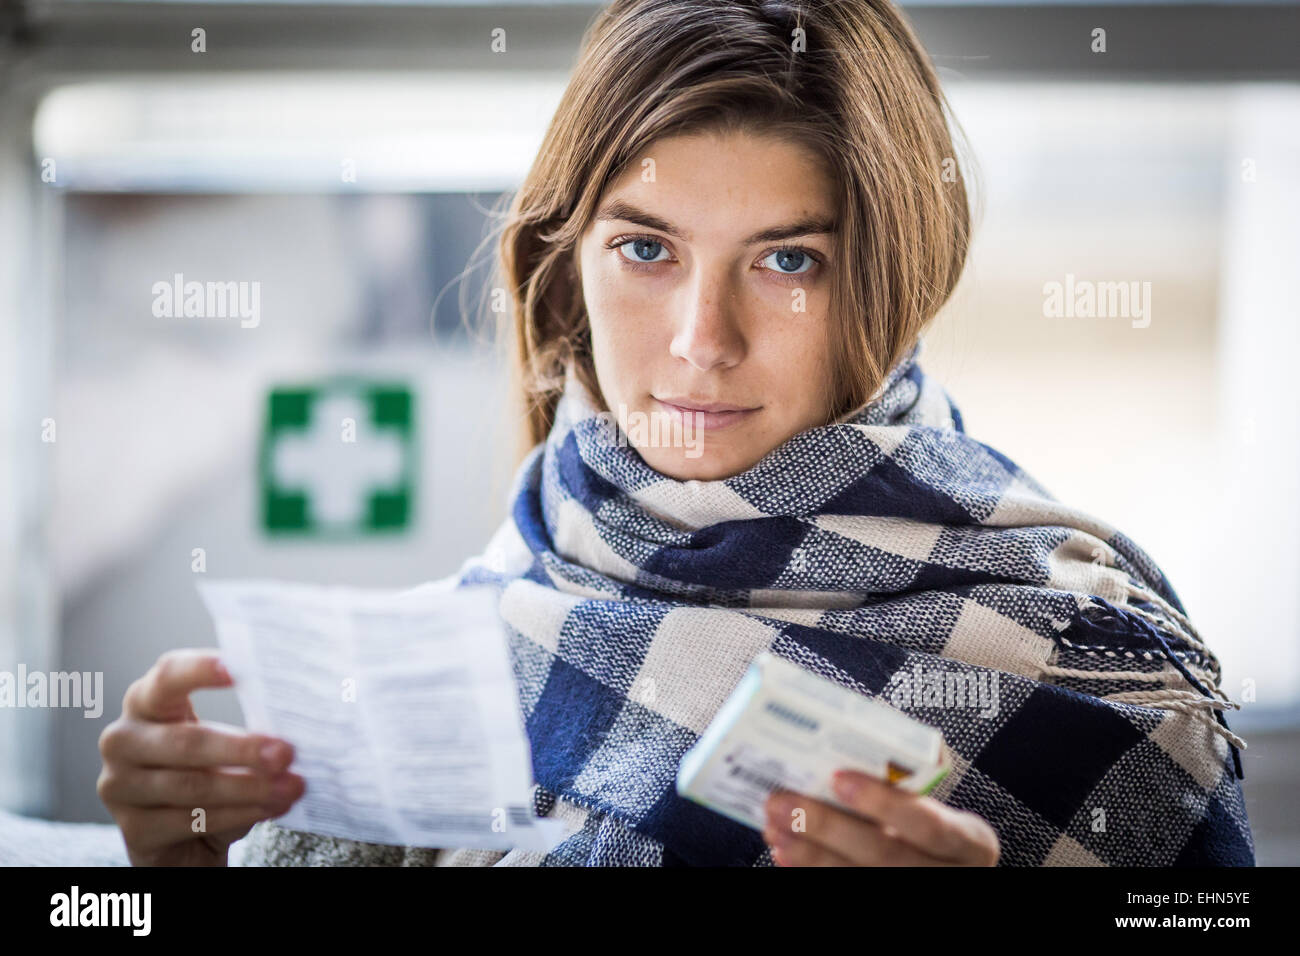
{"left": 617, "top": 237, "right": 670, "bottom": 263}
{"left": 762, "top": 248, "right": 814, "bottom": 275}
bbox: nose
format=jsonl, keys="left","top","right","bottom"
{"left": 668, "top": 271, "right": 746, "bottom": 372}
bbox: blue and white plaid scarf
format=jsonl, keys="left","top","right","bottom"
{"left": 456, "top": 340, "right": 1254, "bottom": 866}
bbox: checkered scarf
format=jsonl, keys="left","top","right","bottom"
{"left": 456, "top": 340, "right": 1254, "bottom": 866}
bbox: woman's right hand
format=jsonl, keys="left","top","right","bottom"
{"left": 97, "top": 648, "right": 306, "bottom": 866}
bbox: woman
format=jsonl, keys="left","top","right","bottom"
{"left": 97, "top": 0, "right": 1253, "bottom": 866}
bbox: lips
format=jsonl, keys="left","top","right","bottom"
{"left": 653, "top": 397, "right": 760, "bottom": 431}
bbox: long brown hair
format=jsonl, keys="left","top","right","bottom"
{"left": 485, "top": 0, "right": 975, "bottom": 467}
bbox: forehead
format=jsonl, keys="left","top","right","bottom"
{"left": 593, "top": 129, "right": 838, "bottom": 241}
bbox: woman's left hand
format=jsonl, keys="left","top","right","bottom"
{"left": 761, "top": 769, "right": 999, "bottom": 866}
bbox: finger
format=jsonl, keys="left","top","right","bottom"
{"left": 118, "top": 804, "right": 290, "bottom": 856}
{"left": 124, "top": 650, "right": 233, "bottom": 723}
{"left": 761, "top": 827, "right": 857, "bottom": 867}
{"left": 763, "top": 790, "right": 929, "bottom": 865}
{"left": 99, "top": 765, "right": 305, "bottom": 810}
{"left": 764, "top": 791, "right": 940, "bottom": 866}
{"left": 103, "top": 719, "right": 293, "bottom": 773}
{"left": 831, "top": 770, "right": 995, "bottom": 864}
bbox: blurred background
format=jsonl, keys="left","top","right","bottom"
{"left": 0, "top": 0, "right": 1297, "bottom": 863}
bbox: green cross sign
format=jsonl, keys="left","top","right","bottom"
{"left": 259, "top": 380, "right": 415, "bottom": 535}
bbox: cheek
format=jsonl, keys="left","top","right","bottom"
{"left": 585, "top": 268, "right": 664, "bottom": 373}
{"left": 758, "top": 281, "right": 831, "bottom": 352}
{"left": 755, "top": 307, "right": 834, "bottom": 418}
{"left": 586, "top": 260, "right": 658, "bottom": 324}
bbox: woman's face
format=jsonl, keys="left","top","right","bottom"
{"left": 575, "top": 128, "right": 838, "bottom": 481}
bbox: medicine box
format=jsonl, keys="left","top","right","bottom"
{"left": 676, "top": 652, "right": 951, "bottom": 831}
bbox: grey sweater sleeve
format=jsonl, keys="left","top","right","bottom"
{"left": 231, "top": 820, "right": 507, "bottom": 867}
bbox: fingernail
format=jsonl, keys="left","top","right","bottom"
{"left": 270, "top": 775, "right": 294, "bottom": 800}
{"left": 214, "top": 660, "right": 232, "bottom": 683}
{"left": 832, "top": 772, "right": 861, "bottom": 802}
{"left": 260, "top": 742, "right": 287, "bottom": 767}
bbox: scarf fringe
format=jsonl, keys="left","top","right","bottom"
{"left": 1042, "top": 575, "right": 1247, "bottom": 778}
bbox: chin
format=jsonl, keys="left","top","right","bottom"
{"left": 639, "top": 445, "right": 756, "bottom": 482}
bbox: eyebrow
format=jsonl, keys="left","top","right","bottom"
{"left": 594, "top": 199, "right": 836, "bottom": 245}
